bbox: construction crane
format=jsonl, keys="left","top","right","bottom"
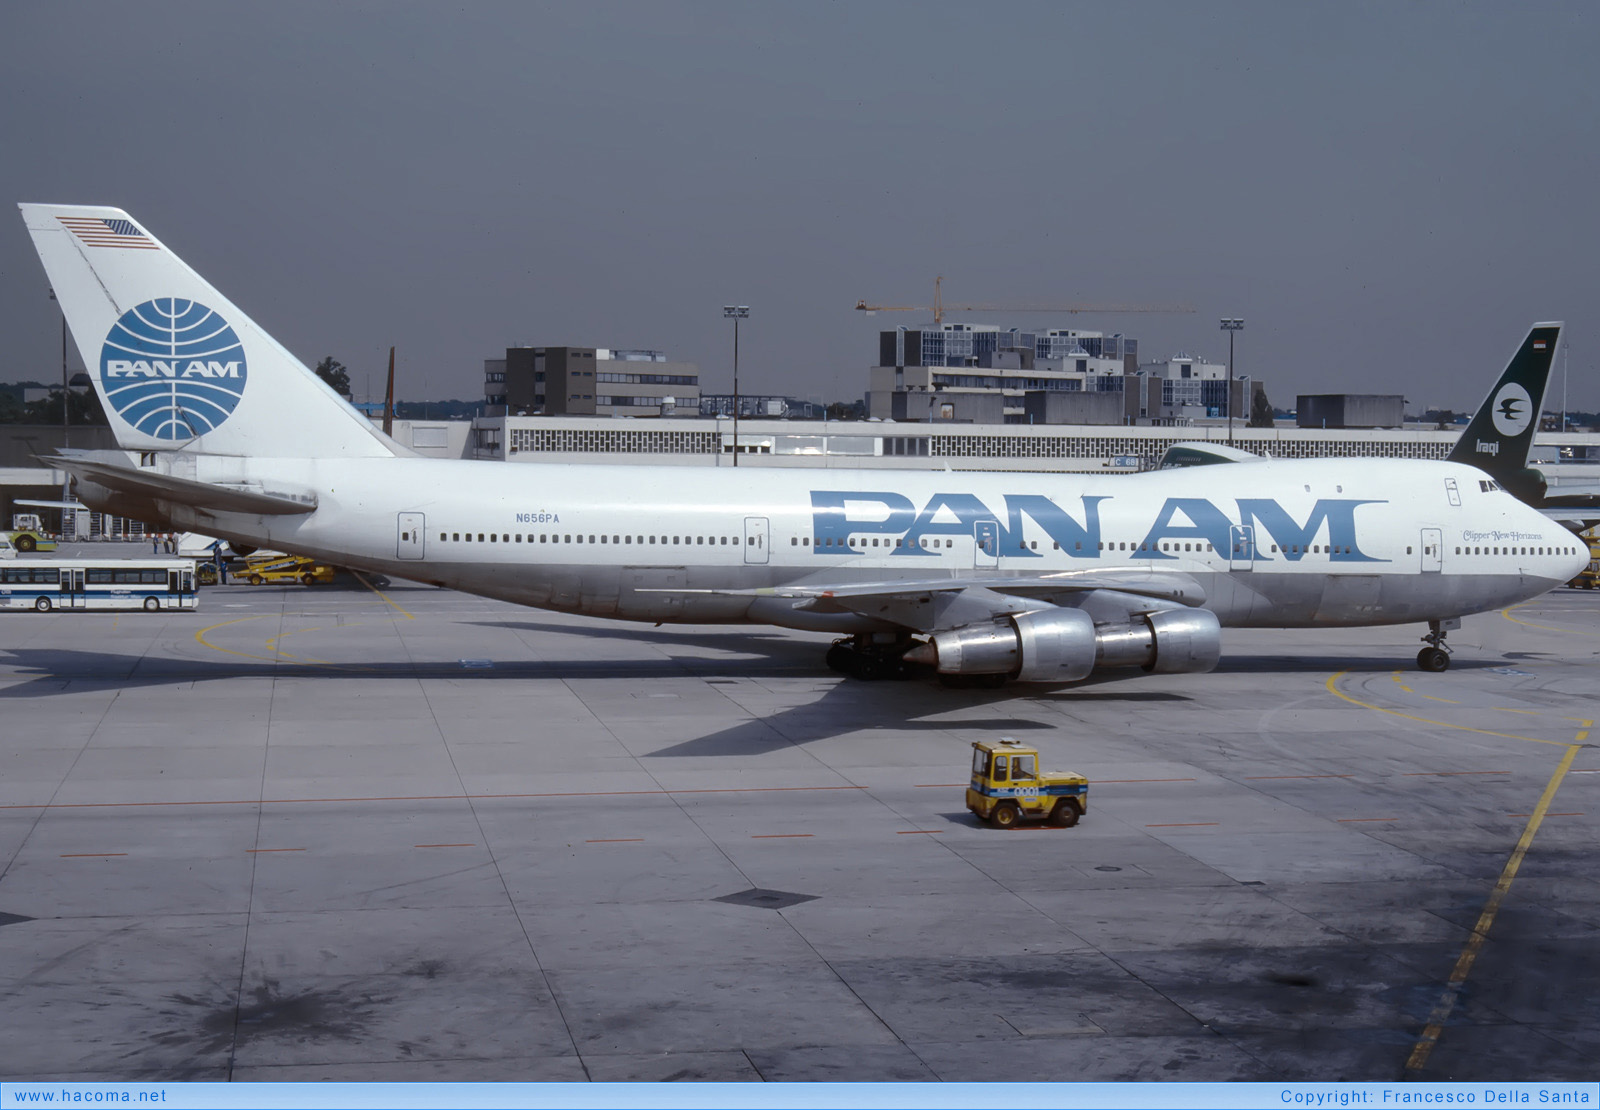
{"left": 855, "top": 276, "right": 1194, "bottom": 326}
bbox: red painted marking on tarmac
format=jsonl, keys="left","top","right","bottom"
{"left": 918, "top": 778, "right": 1196, "bottom": 787}
{"left": 1245, "top": 775, "right": 1355, "bottom": 780}
{"left": 1, "top": 784, "right": 866, "bottom": 811}
{"left": 1145, "top": 822, "right": 1218, "bottom": 828}
{"left": 1094, "top": 778, "right": 1197, "bottom": 784}
{"left": 1402, "top": 771, "right": 1509, "bottom": 777}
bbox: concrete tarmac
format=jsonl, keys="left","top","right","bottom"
{"left": 1, "top": 556, "right": 1596, "bottom": 1082}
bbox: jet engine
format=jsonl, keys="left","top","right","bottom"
{"left": 908, "top": 606, "right": 1222, "bottom": 683}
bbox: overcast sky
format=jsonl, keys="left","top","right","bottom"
{"left": 2, "top": 1, "right": 1597, "bottom": 414}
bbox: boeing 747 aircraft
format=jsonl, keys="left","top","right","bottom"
{"left": 19, "top": 204, "right": 1588, "bottom": 682}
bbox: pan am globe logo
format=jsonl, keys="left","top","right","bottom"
{"left": 100, "top": 298, "right": 248, "bottom": 440}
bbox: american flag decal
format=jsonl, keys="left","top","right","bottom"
{"left": 57, "top": 216, "right": 158, "bottom": 249}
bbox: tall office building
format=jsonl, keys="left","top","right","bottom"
{"left": 485, "top": 347, "right": 700, "bottom": 417}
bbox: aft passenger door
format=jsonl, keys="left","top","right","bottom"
{"left": 397, "top": 512, "right": 426, "bottom": 560}
{"left": 1420, "top": 527, "right": 1442, "bottom": 573}
{"left": 743, "top": 517, "right": 769, "bottom": 565}
{"left": 974, "top": 519, "right": 1000, "bottom": 569}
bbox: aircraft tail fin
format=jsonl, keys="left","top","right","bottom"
{"left": 1445, "top": 323, "right": 1561, "bottom": 497}
{"left": 18, "top": 204, "right": 398, "bottom": 459}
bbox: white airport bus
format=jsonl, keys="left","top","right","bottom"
{"left": 0, "top": 559, "right": 198, "bottom": 612}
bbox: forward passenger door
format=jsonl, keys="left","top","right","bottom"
{"left": 743, "top": 517, "right": 769, "bottom": 565}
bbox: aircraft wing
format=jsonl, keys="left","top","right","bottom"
{"left": 642, "top": 566, "right": 1207, "bottom": 633}
{"left": 45, "top": 451, "right": 318, "bottom": 517}
{"left": 1543, "top": 505, "right": 1600, "bottom": 532}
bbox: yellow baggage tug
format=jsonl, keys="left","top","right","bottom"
{"left": 966, "top": 738, "right": 1089, "bottom": 828}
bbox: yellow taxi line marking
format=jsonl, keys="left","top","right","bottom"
{"left": 353, "top": 570, "right": 415, "bottom": 619}
{"left": 1418, "top": 694, "right": 1458, "bottom": 703}
{"left": 194, "top": 615, "right": 276, "bottom": 662}
{"left": 1501, "top": 604, "right": 1600, "bottom": 637}
{"left": 1406, "top": 742, "right": 1582, "bottom": 1073}
{"left": 1324, "top": 672, "right": 1570, "bottom": 747}
{"left": 60, "top": 853, "right": 127, "bottom": 858}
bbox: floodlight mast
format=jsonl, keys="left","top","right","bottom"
{"left": 1220, "top": 318, "right": 1244, "bottom": 444}
{"left": 723, "top": 306, "right": 749, "bottom": 465}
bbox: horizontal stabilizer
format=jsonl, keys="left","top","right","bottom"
{"left": 46, "top": 452, "right": 317, "bottom": 517}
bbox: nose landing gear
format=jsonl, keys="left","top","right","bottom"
{"left": 1417, "top": 617, "right": 1459, "bottom": 672}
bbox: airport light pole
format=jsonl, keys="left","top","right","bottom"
{"left": 1220, "top": 317, "right": 1244, "bottom": 445}
{"left": 723, "top": 305, "right": 748, "bottom": 466}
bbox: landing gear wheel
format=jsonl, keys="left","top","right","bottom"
{"left": 34, "top": 596, "right": 51, "bottom": 612}
{"left": 1417, "top": 647, "right": 1450, "bottom": 673}
{"left": 1050, "top": 799, "right": 1082, "bottom": 828}
{"left": 143, "top": 597, "right": 160, "bottom": 612}
{"left": 852, "top": 655, "right": 883, "bottom": 681}
{"left": 1417, "top": 619, "right": 1456, "bottom": 673}
{"left": 990, "top": 802, "right": 1021, "bottom": 829}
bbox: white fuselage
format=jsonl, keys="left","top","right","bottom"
{"left": 122, "top": 453, "right": 1584, "bottom": 632}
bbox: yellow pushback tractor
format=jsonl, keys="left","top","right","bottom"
{"left": 966, "top": 738, "right": 1088, "bottom": 828}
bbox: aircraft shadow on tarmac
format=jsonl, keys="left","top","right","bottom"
{"left": 0, "top": 636, "right": 1499, "bottom": 760}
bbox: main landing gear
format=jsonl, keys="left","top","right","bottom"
{"left": 1417, "top": 617, "right": 1460, "bottom": 673}
{"left": 825, "top": 635, "right": 918, "bottom": 681}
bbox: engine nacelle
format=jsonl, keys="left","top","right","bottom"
{"left": 917, "top": 608, "right": 1097, "bottom": 683}
{"left": 1095, "top": 608, "right": 1222, "bottom": 673}
{"left": 914, "top": 606, "right": 1221, "bottom": 682}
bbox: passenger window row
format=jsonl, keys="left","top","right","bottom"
{"left": 1457, "top": 545, "right": 1572, "bottom": 556}
{"left": 438, "top": 532, "right": 748, "bottom": 546}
